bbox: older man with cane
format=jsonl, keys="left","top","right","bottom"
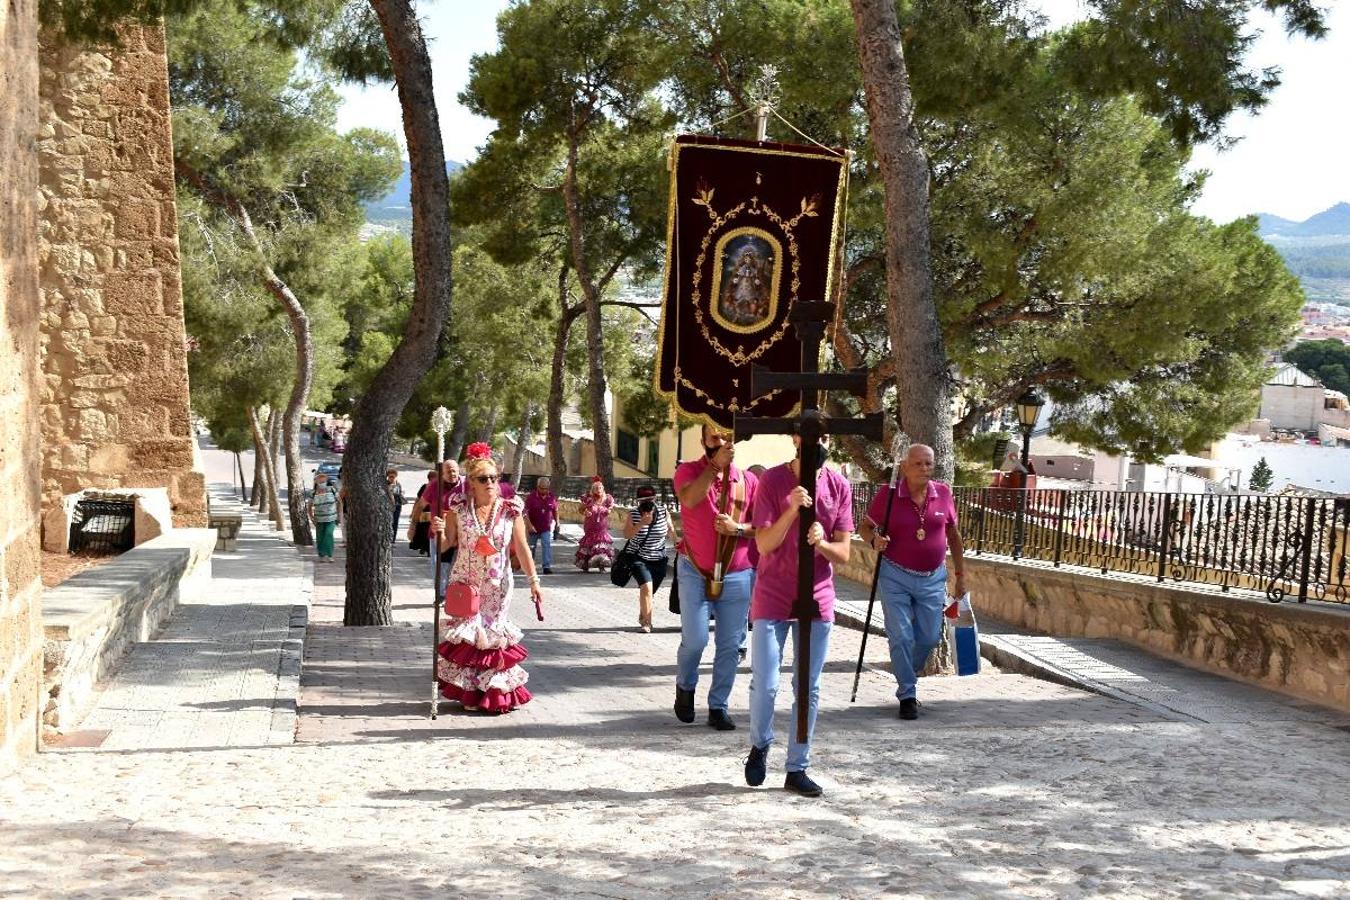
{"left": 858, "top": 444, "right": 967, "bottom": 720}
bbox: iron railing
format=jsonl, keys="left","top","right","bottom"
{"left": 537, "top": 473, "right": 1349, "bottom": 604}
{"left": 950, "top": 487, "right": 1349, "bottom": 604}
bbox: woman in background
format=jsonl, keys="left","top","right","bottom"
{"left": 409, "top": 469, "right": 436, "bottom": 556}
{"left": 576, "top": 477, "right": 615, "bottom": 572}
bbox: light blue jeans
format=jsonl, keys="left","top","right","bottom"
{"left": 528, "top": 529, "right": 553, "bottom": 568}
{"left": 433, "top": 548, "right": 457, "bottom": 596}
{"left": 749, "top": 617, "right": 833, "bottom": 773}
{"left": 675, "top": 557, "right": 752, "bottom": 712}
{"left": 878, "top": 559, "right": 948, "bottom": 701}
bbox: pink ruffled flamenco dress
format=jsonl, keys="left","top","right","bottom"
{"left": 437, "top": 494, "right": 533, "bottom": 712}
{"left": 575, "top": 493, "right": 615, "bottom": 571}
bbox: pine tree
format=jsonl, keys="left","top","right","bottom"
{"left": 1249, "top": 457, "right": 1274, "bottom": 493}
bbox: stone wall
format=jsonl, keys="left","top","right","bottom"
{"left": 964, "top": 556, "right": 1350, "bottom": 711}
{"left": 43, "top": 527, "right": 215, "bottom": 733}
{"left": 37, "top": 24, "right": 206, "bottom": 529}
{"left": 0, "top": 0, "right": 45, "bottom": 773}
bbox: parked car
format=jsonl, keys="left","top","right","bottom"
{"left": 312, "top": 462, "right": 341, "bottom": 482}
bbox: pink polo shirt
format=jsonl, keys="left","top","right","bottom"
{"left": 750, "top": 464, "right": 855, "bottom": 622}
{"left": 674, "top": 457, "right": 757, "bottom": 575}
{"left": 426, "top": 477, "right": 465, "bottom": 515}
{"left": 866, "top": 479, "right": 958, "bottom": 573}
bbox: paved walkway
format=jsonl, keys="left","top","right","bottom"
{"left": 50, "top": 485, "right": 309, "bottom": 751}
{"left": 829, "top": 562, "right": 1350, "bottom": 728}
{"left": 2, "top": 486, "right": 1349, "bottom": 898}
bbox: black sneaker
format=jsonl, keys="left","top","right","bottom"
{"left": 674, "top": 687, "right": 696, "bottom": 723}
{"left": 785, "top": 770, "right": 823, "bottom": 798}
{"left": 899, "top": 698, "right": 919, "bottom": 720}
{"left": 543, "top": 567, "right": 553, "bottom": 575}
{"left": 707, "top": 708, "right": 736, "bottom": 731}
{"left": 744, "top": 744, "right": 768, "bottom": 787}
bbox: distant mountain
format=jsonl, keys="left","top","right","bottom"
{"left": 1257, "top": 202, "right": 1350, "bottom": 238}
{"left": 364, "top": 160, "right": 464, "bottom": 226}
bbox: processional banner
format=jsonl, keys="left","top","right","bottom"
{"left": 654, "top": 135, "right": 849, "bottom": 429}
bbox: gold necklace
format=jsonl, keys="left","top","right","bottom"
{"left": 909, "top": 487, "right": 930, "bottom": 541}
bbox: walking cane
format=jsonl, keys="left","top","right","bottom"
{"left": 851, "top": 433, "right": 908, "bottom": 703}
{"left": 430, "top": 541, "right": 441, "bottom": 720}
{"left": 429, "top": 485, "right": 445, "bottom": 721}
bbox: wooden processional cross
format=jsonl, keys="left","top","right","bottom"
{"left": 736, "top": 301, "right": 883, "bottom": 741}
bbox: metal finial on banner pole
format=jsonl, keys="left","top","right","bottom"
{"left": 748, "top": 65, "right": 781, "bottom": 142}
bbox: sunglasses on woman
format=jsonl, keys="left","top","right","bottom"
{"left": 472, "top": 475, "right": 497, "bottom": 485}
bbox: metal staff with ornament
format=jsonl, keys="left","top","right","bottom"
{"left": 428, "top": 405, "right": 452, "bottom": 720}
{"left": 851, "top": 430, "right": 910, "bottom": 702}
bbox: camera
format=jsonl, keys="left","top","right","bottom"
{"left": 638, "top": 499, "right": 655, "bottom": 515}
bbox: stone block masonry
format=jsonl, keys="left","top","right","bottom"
{"left": 42, "top": 527, "right": 216, "bottom": 734}
{"left": 37, "top": 24, "right": 206, "bottom": 530}
{"left": 964, "top": 555, "right": 1350, "bottom": 712}
{"left": 0, "top": 0, "right": 45, "bottom": 774}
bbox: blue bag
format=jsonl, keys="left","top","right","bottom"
{"left": 947, "top": 593, "right": 980, "bottom": 677}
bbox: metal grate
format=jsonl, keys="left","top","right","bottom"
{"left": 68, "top": 496, "right": 135, "bottom": 555}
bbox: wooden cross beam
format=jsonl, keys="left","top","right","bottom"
{"left": 734, "top": 301, "right": 883, "bottom": 742}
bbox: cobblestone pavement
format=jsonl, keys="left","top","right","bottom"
{"left": 3, "top": 503, "right": 1349, "bottom": 897}
{"left": 49, "top": 486, "right": 309, "bottom": 751}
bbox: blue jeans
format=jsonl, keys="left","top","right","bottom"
{"left": 675, "top": 557, "right": 752, "bottom": 712}
{"left": 878, "top": 559, "right": 947, "bottom": 700}
{"left": 749, "top": 617, "right": 832, "bottom": 773}
{"left": 528, "top": 530, "right": 553, "bottom": 568}
{"left": 434, "top": 548, "right": 457, "bottom": 596}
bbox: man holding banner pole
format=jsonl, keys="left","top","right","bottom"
{"left": 743, "top": 433, "right": 853, "bottom": 797}
{"left": 672, "top": 425, "right": 758, "bottom": 731}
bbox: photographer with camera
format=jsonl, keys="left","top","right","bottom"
{"left": 620, "top": 484, "right": 671, "bottom": 632}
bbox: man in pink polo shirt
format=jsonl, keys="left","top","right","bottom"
{"left": 673, "top": 424, "right": 758, "bottom": 730}
{"left": 743, "top": 434, "right": 853, "bottom": 798}
{"left": 859, "top": 443, "right": 968, "bottom": 720}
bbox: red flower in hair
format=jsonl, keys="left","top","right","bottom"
{"left": 465, "top": 442, "right": 493, "bottom": 461}
{"left": 590, "top": 475, "right": 603, "bottom": 483}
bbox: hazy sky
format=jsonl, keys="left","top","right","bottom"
{"left": 334, "top": 0, "right": 1350, "bottom": 223}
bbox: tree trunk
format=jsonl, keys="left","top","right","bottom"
{"left": 174, "top": 159, "right": 316, "bottom": 544}
{"left": 344, "top": 0, "right": 455, "bottom": 625}
{"left": 251, "top": 446, "right": 263, "bottom": 506}
{"left": 850, "top": 0, "right": 955, "bottom": 481}
{"left": 561, "top": 132, "right": 615, "bottom": 484}
{"left": 266, "top": 408, "right": 284, "bottom": 524}
{"left": 248, "top": 406, "right": 286, "bottom": 529}
{"left": 446, "top": 397, "right": 470, "bottom": 462}
{"left": 475, "top": 404, "right": 499, "bottom": 444}
{"left": 549, "top": 292, "right": 584, "bottom": 486}
{"left": 510, "top": 402, "right": 533, "bottom": 478}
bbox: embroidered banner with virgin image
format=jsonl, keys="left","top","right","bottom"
{"left": 654, "top": 134, "right": 849, "bottom": 429}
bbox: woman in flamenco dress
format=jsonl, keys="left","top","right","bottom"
{"left": 432, "top": 443, "right": 544, "bottom": 713}
{"left": 575, "top": 476, "right": 615, "bottom": 572}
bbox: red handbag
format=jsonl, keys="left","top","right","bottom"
{"left": 444, "top": 580, "right": 481, "bottom": 618}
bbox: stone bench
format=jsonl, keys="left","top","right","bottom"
{"left": 209, "top": 511, "right": 243, "bottom": 552}
{"left": 42, "top": 527, "right": 217, "bottom": 735}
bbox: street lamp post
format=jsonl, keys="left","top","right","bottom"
{"left": 431, "top": 406, "right": 452, "bottom": 462}
{"left": 1012, "top": 390, "right": 1045, "bottom": 559}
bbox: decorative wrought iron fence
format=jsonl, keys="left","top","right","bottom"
{"left": 68, "top": 495, "right": 135, "bottom": 555}
{"left": 534, "top": 472, "right": 1349, "bottom": 604}
{"left": 947, "top": 487, "right": 1349, "bottom": 604}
